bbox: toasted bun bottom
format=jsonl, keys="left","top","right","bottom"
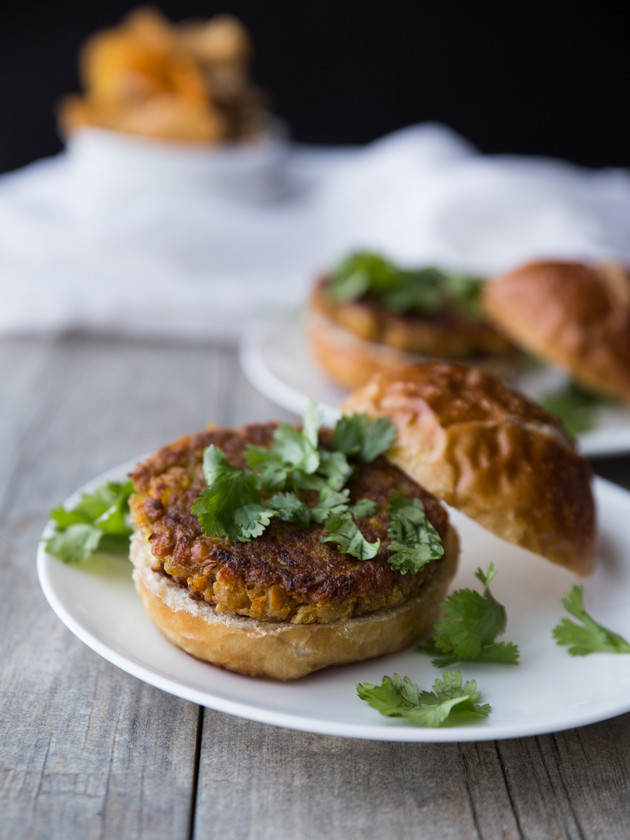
{"left": 130, "top": 530, "right": 459, "bottom": 680}
{"left": 307, "top": 308, "right": 521, "bottom": 391}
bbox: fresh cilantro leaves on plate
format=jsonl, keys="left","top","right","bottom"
{"left": 418, "top": 563, "right": 520, "bottom": 667}
{"left": 193, "top": 403, "right": 445, "bottom": 570}
{"left": 325, "top": 250, "right": 485, "bottom": 318}
{"left": 45, "top": 480, "right": 134, "bottom": 563}
{"left": 539, "top": 381, "right": 613, "bottom": 436}
{"left": 357, "top": 670, "right": 491, "bottom": 727}
{"left": 552, "top": 585, "right": 630, "bottom": 656}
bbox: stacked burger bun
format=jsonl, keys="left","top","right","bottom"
{"left": 129, "top": 362, "right": 596, "bottom": 680}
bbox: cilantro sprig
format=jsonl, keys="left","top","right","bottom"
{"left": 325, "top": 250, "right": 484, "bottom": 318}
{"left": 45, "top": 480, "right": 134, "bottom": 563}
{"left": 418, "top": 564, "right": 520, "bottom": 667}
{"left": 322, "top": 512, "right": 381, "bottom": 560}
{"left": 357, "top": 670, "right": 491, "bottom": 727}
{"left": 539, "top": 382, "right": 613, "bottom": 436}
{"left": 192, "top": 405, "right": 393, "bottom": 561}
{"left": 193, "top": 404, "right": 444, "bottom": 570}
{"left": 553, "top": 585, "right": 630, "bottom": 656}
{"left": 387, "top": 494, "right": 444, "bottom": 575}
{"left": 333, "top": 413, "right": 397, "bottom": 462}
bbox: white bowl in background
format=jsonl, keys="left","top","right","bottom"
{"left": 63, "top": 118, "right": 290, "bottom": 201}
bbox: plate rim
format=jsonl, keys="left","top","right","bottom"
{"left": 37, "top": 461, "right": 630, "bottom": 742}
{"left": 239, "top": 312, "right": 630, "bottom": 458}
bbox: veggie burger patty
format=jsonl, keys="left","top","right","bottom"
{"left": 311, "top": 276, "right": 516, "bottom": 360}
{"left": 130, "top": 422, "right": 452, "bottom": 625}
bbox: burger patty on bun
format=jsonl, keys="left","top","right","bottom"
{"left": 311, "top": 276, "right": 516, "bottom": 360}
{"left": 130, "top": 423, "right": 453, "bottom": 625}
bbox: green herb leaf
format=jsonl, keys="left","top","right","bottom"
{"left": 310, "top": 486, "right": 351, "bottom": 524}
{"left": 418, "top": 563, "right": 520, "bottom": 666}
{"left": 442, "top": 273, "right": 485, "bottom": 318}
{"left": 267, "top": 492, "right": 313, "bottom": 528}
{"left": 244, "top": 444, "right": 289, "bottom": 491}
{"left": 322, "top": 512, "right": 381, "bottom": 560}
{"left": 357, "top": 670, "right": 491, "bottom": 727}
{"left": 45, "top": 479, "right": 134, "bottom": 563}
{"left": 302, "top": 401, "right": 323, "bottom": 450}
{"left": 232, "top": 503, "right": 276, "bottom": 541}
{"left": 386, "top": 494, "right": 444, "bottom": 575}
{"left": 326, "top": 250, "right": 485, "bottom": 318}
{"left": 380, "top": 268, "right": 444, "bottom": 313}
{"left": 553, "top": 585, "right": 630, "bottom": 656}
{"left": 328, "top": 251, "right": 399, "bottom": 300}
{"left": 539, "top": 382, "right": 611, "bottom": 436}
{"left": 317, "top": 449, "right": 354, "bottom": 490}
{"left": 349, "top": 498, "right": 380, "bottom": 519}
{"left": 270, "top": 423, "right": 320, "bottom": 475}
{"left": 245, "top": 403, "right": 323, "bottom": 488}
{"left": 192, "top": 445, "right": 263, "bottom": 540}
{"left": 195, "top": 406, "right": 412, "bottom": 567}
{"left": 332, "top": 413, "right": 397, "bottom": 462}
{"left": 45, "top": 523, "right": 106, "bottom": 564}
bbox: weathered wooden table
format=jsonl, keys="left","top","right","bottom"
{"left": 2, "top": 334, "right": 630, "bottom": 840}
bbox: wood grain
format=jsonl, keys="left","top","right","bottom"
{"left": 1, "top": 334, "right": 629, "bottom": 840}
{"left": 0, "top": 337, "right": 204, "bottom": 840}
{"left": 194, "top": 712, "right": 630, "bottom": 840}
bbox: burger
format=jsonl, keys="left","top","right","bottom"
{"left": 129, "top": 408, "right": 459, "bottom": 680}
{"left": 307, "top": 250, "right": 519, "bottom": 390}
{"left": 128, "top": 363, "right": 596, "bottom": 680}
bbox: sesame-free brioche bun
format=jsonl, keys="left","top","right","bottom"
{"left": 483, "top": 260, "right": 630, "bottom": 403}
{"left": 130, "top": 529, "right": 459, "bottom": 681}
{"left": 307, "top": 278, "right": 520, "bottom": 390}
{"left": 343, "top": 363, "right": 597, "bottom": 576}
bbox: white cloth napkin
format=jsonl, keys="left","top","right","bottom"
{"left": 1, "top": 122, "right": 629, "bottom": 341}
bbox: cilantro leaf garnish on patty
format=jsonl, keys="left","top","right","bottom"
{"left": 193, "top": 404, "right": 444, "bottom": 569}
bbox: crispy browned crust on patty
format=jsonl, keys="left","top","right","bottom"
{"left": 130, "top": 423, "right": 453, "bottom": 624}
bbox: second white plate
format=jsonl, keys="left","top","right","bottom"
{"left": 239, "top": 311, "right": 630, "bottom": 457}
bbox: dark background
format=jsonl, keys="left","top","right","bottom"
{"left": 1, "top": 1, "right": 628, "bottom": 174}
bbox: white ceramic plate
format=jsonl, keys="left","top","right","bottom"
{"left": 38, "top": 461, "right": 630, "bottom": 741}
{"left": 239, "top": 312, "right": 630, "bottom": 457}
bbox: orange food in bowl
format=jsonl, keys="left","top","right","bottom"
{"left": 59, "top": 8, "right": 267, "bottom": 145}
